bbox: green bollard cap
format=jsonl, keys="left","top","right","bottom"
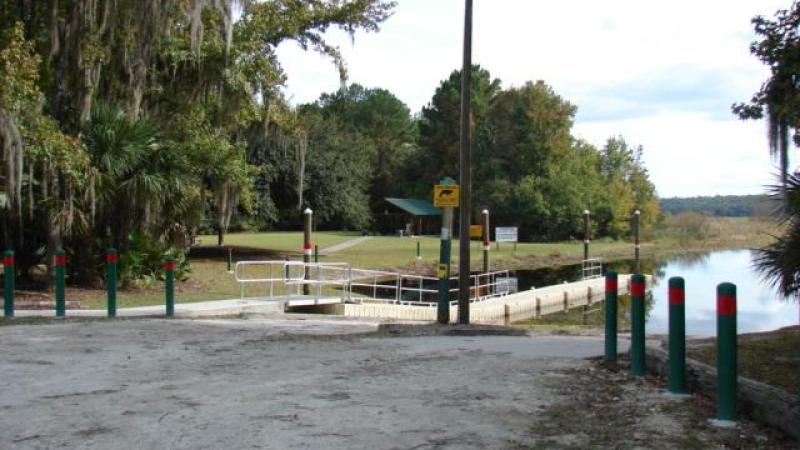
{"left": 632, "top": 273, "right": 646, "bottom": 283}
{"left": 605, "top": 270, "right": 618, "bottom": 277}
{"left": 669, "top": 276, "right": 684, "bottom": 290}
{"left": 106, "top": 247, "right": 117, "bottom": 254}
{"left": 4, "top": 249, "right": 13, "bottom": 257}
{"left": 55, "top": 247, "right": 65, "bottom": 255}
{"left": 717, "top": 282, "right": 736, "bottom": 297}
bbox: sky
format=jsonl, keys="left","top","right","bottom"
{"left": 275, "top": 0, "right": 790, "bottom": 198}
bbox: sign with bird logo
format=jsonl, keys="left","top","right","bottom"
{"left": 433, "top": 184, "right": 459, "bottom": 208}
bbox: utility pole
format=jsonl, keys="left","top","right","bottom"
{"left": 458, "top": 0, "right": 473, "bottom": 325}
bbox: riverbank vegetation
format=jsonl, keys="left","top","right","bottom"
{"left": 689, "top": 326, "right": 800, "bottom": 396}
{"left": 734, "top": 1, "right": 800, "bottom": 301}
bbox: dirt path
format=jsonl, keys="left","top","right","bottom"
{"left": 0, "top": 319, "right": 793, "bottom": 449}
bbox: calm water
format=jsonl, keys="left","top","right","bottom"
{"left": 513, "top": 249, "right": 799, "bottom": 336}
{"left": 646, "top": 249, "right": 799, "bottom": 336}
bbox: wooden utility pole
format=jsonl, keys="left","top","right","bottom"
{"left": 458, "top": 0, "right": 473, "bottom": 325}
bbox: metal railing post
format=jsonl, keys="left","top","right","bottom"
{"left": 316, "top": 264, "right": 322, "bottom": 300}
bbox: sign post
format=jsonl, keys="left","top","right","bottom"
{"left": 303, "top": 208, "right": 313, "bottom": 296}
{"left": 633, "top": 209, "right": 641, "bottom": 273}
{"left": 481, "top": 210, "right": 490, "bottom": 273}
{"left": 583, "top": 209, "right": 591, "bottom": 260}
{"left": 435, "top": 178, "right": 458, "bottom": 324}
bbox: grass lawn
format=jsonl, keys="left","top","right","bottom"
{"left": 196, "top": 231, "right": 359, "bottom": 253}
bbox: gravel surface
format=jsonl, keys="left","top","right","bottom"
{"left": 0, "top": 318, "right": 794, "bottom": 449}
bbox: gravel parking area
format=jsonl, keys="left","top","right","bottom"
{"left": 0, "top": 318, "right": 793, "bottom": 449}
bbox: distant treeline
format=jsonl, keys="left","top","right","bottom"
{"left": 660, "top": 195, "right": 770, "bottom": 217}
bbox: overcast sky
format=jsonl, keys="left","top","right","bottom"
{"left": 275, "top": 0, "right": 790, "bottom": 198}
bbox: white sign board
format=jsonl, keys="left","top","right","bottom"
{"left": 495, "top": 277, "right": 519, "bottom": 294}
{"left": 495, "top": 227, "right": 518, "bottom": 243}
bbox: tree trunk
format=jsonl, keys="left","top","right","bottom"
{"left": 217, "top": 227, "right": 224, "bottom": 246}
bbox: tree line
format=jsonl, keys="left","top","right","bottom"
{"left": 0, "top": 0, "right": 658, "bottom": 286}
{"left": 660, "top": 195, "right": 770, "bottom": 217}
{"left": 270, "top": 67, "right": 659, "bottom": 242}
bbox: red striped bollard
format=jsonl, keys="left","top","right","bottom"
{"left": 668, "top": 277, "right": 686, "bottom": 394}
{"left": 55, "top": 248, "right": 66, "bottom": 317}
{"left": 716, "top": 283, "right": 737, "bottom": 423}
{"left": 630, "top": 274, "right": 646, "bottom": 376}
{"left": 165, "top": 257, "right": 175, "bottom": 318}
{"left": 106, "top": 248, "right": 118, "bottom": 317}
{"left": 4, "top": 250, "right": 14, "bottom": 319}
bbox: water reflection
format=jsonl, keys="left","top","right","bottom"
{"left": 513, "top": 250, "right": 799, "bottom": 336}
{"left": 648, "top": 250, "right": 799, "bottom": 335}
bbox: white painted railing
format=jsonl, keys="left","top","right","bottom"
{"left": 582, "top": 258, "right": 603, "bottom": 280}
{"left": 233, "top": 260, "right": 514, "bottom": 306}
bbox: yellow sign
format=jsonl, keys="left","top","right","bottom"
{"left": 469, "top": 225, "right": 483, "bottom": 239}
{"left": 437, "top": 263, "right": 448, "bottom": 279}
{"left": 433, "top": 184, "right": 459, "bottom": 207}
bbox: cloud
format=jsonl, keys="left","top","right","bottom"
{"left": 573, "top": 66, "right": 752, "bottom": 122}
{"left": 574, "top": 112, "right": 775, "bottom": 197}
{"left": 274, "top": 0, "right": 789, "bottom": 197}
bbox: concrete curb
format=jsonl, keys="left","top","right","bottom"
{"left": 377, "top": 323, "right": 528, "bottom": 337}
{"left": 12, "top": 299, "right": 285, "bottom": 319}
{"left": 645, "top": 341, "right": 799, "bottom": 440}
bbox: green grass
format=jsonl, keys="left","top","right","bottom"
{"left": 196, "top": 231, "right": 359, "bottom": 252}
{"left": 689, "top": 327, "right": 800, "bottom": 395}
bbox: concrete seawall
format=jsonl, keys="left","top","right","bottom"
{"left": 313, "top": 274, "right": 649, "bottom": 324}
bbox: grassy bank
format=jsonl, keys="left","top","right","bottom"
{"left": 688, "top": 326, "right": 800, "bottom": 396}
{"left": 198, "top": 216, "right": 779, "bottom": 273}
{"left": 49, "top": 216, "right": 779, "bottom": 309}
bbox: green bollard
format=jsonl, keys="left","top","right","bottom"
{"left": 314, "top": 245, "right": 319, "bottom": 264}
{"left": 668, "top": 277, "right": 687, "bottom": 394}
{"left": 165, "top": 257, "right": 175, "bottom": 318}
{"left": 106, "top": 248, "right": 118, "bottom": 317}
{"left": 630, "top": 274, "right": 646, "bottom": 376}
{"left": 604, "top": 271, "right": 618, "bottom": 362}
{"left": 4, "top": 250, "right": 15, "bottom": 319}
{"left": 416, "top": 241, "right": 421, "bottom": 260}
{"left": 716, "top": 282, "right": 737, "bottom": 422}
{"left": 227, "top": 247, "right": 233, "bottom": 273}
{"left": 54, "top": 248, "right": 66, "bottom": 317}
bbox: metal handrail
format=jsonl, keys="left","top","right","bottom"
{"left": 582, "top": 258, "right": 603, "bottom": 280}
{"left": 233, "top": 261, "right": 514, "bottom": 306}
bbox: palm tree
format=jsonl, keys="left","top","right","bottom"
{"left": 754, "top": 174, "right": 800, "bottom": 298}
{"left": 83, "top": 102, "right": 199, "bottom": 252}
{"left": 735, "top": 3, "right": 800, "bottom": 304}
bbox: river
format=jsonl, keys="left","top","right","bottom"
{"left": 514, "top": 249, "right": 799, "bottom": 336}
{"left": 644, "top": 249, "right": 798, "bottom": 336}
